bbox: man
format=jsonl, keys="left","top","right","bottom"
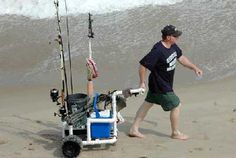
{"left": 129, "top": 25, "right": 203, "bottom": 140}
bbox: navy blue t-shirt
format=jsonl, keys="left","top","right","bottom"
{"left": 140, "top": 41, "right": 182, "bottom": 93}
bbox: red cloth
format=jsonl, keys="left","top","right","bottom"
{"left": 86, "top": 58, "right": 98, "bottom": 78}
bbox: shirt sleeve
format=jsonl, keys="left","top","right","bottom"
{"left": 139, "top": 46, "right": 160, "bottom": 71}
{"left": 173, "top": 44, "right": 182, "bottom": 58}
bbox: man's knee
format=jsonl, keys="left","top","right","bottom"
{"left": 171, "top": 103, "right": 182, "bottom": 111}
{"left": 143, "top": 101, "right": 153, "bottom": 108}
{"left": 178, "top": 103, "right": 182, "bottom": 107}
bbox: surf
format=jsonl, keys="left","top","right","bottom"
{"left": 0, "top": 0, "right": 183, "bottom": 19}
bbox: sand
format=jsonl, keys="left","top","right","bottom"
{"left": 0, "top": 77, "right": 236, "bottom": 158}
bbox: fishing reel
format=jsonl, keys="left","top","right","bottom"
{"left": 50, "top": 88, "right": 68, "bottom": 118}
{"left": 50, "top": 88, "right": 60, "bottom": 105}
{"left": 54, "top": 107, "right": 67, "bottom": 118}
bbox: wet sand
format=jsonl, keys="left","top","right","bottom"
{"left": 0, "top": 76, "right": 236, "bottom": 158}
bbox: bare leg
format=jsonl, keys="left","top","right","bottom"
{"left": 129, "top": 101, "right": 153, "bottom": 138}
{"left": 170, "top": 105, "right": 189, "bottom": 140}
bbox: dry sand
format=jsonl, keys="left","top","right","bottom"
{"left": 0, "top": 77, "right": 236, "bottom": 158}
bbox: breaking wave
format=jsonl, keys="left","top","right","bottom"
{"left": 0, "top": 0, "right": 183, "bottom": 19}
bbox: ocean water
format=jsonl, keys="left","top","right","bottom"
{"left": 0, "top": 0, "right": 236, "bottom": 91}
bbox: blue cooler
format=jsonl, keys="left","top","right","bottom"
{"left": 91, "top": 122, "right": 111, "bottom": 139}
{"left": 91, "top": 93, "right": 112, "bottom": 139}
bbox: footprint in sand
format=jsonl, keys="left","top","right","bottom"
{"left": 36, "top": 120, "right": 42, "bottom": 124}
{"left": 40, "top": 133, "right": 60, "bottom": 141}
{"left": 0, "top": 139, "right": 8, "bottom": 145}
{"left": 189, "top": 147, "right": 204, "bottom": 153}
{"left": 229, "top": 118, "right": 236, "bottom": 123}
{"left": 194, "top": 147, "right": 204, "bottom": 151}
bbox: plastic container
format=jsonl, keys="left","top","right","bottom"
{"left": 91, "top": 122, "right": 111, "bottom": 139}
{"left": 67, "top": 93, "right": 89, "bottom": 113}
{"left": 67, "top": 93, "right": 89, "bottom": 128}
{"left": 90, "top": 93, "right": 112, "bottom": 139}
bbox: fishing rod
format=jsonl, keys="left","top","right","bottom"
{"left": 87, "top": 13, "right": 98, "bottom": 78}
{"left": 64, "top": 0, "right": 74, "bottom": 94}
{"left": 88, "top": 13, "right": 94, "bottom": 59}
{"left": 54, "top": 0, "right": 69, "bottom": 115}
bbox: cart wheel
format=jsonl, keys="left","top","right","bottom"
{"left": 62, "top": 135, "right": 82, "bottom": 158}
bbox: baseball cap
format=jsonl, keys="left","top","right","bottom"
{"left": 161, "top": 25, "right": 182, "bottom": 37}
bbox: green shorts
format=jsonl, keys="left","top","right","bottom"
{"left": 145, "top": 91, "right": 180, "bottom": 111}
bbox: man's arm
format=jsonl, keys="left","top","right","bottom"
{"left": 87, "top": 81, "right": 93, "bottom": 97}
{"left": 86, "top": 63, "right": 94, "bottom": 97}
{"left": 178, "top": 55, "right": 203, "bottom": 76}
{"left": 139, "top": 64, "right": 147, "bottom": 89}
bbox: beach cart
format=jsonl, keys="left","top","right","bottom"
{"left": 50, "top": 87, "right": 144, "bottom": 157}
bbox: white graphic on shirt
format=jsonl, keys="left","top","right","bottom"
{"left": 166, "top": 52, "right": 177, "bottom": 71}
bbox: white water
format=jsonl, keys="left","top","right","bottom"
{"left": 0, "top": 0, "right": 183, "bottom": 19}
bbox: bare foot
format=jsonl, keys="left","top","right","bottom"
{"left": 171, "top": 131, "right": 189, "bottom": 140}
{"left": 128, "top": 130, "right": 145, "bottom": 138}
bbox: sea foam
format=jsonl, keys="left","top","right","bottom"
{"left": 0, "top": 0, "right": 183, "bottom": 19}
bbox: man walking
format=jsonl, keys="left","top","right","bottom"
{"left": 129, "top": 25, "right": 203, "bottom": 140}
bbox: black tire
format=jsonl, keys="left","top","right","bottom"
{"left": 62, "top": 135, "right": 82, "bottom": 158}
